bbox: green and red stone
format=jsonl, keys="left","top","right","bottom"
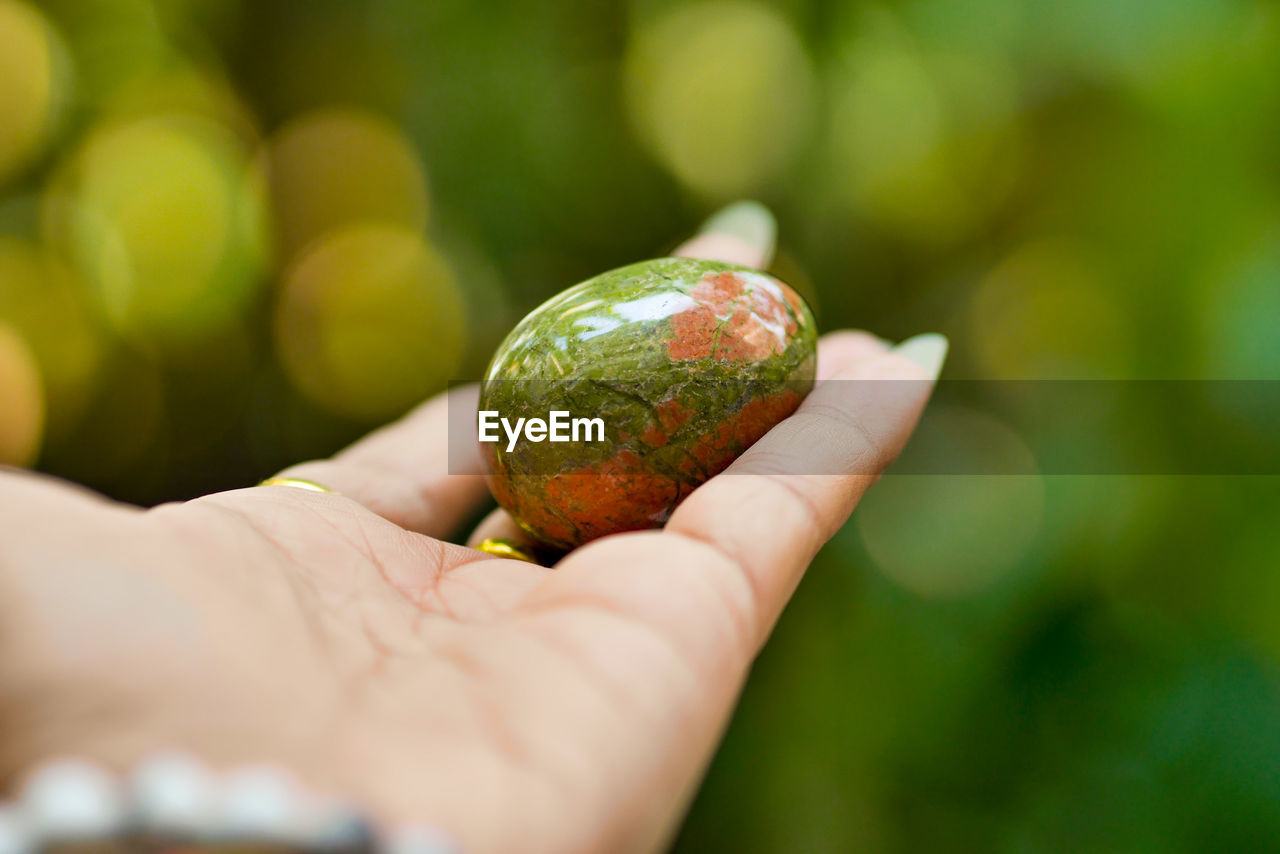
{"left": 480, "top": 257, "right": 817, "bottom": 551}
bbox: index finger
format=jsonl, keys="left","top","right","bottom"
{"left": 264, "top": 384, "right": 489, "bottom": 538}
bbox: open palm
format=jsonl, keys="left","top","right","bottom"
{"left": 0, "top": 231, "right": 941, "bottom": 854}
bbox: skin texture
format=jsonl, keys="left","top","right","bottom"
{"left": 0, "top": 232, "right": 938, "bottom": 854}
{"left": 481, "top": 257, "right": 818, "bottom": 550}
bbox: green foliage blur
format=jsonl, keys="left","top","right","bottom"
{"left": 2, "top": 0, "right": 1279, "bottom": 850}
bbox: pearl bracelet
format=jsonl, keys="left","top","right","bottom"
{"left": 0, "top": 756, "right": 458, "bottom": 854}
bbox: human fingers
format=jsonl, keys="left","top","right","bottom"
{"left": 672, "top": 200, "right": 775, "bottom": 269}
{"left": 265, "top": 385, "right": 488, "bottom": 539}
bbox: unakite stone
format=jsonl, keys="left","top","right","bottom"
{"left": 480, "top": 257, "right": 817, "bottom": 551}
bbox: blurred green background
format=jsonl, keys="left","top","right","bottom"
{"left": 2, "top": 0, "right": 1279, "bottom": 850}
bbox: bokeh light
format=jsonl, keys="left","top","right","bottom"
{"left": 857, "top": 406, "right": 1044, "bottom": 597}
{"left": 264, "top": 107, "right": 429, "bottom": 263}
{"left": 102, "top": 63, "right": 262, "bottom": 147}
{"left": 624, "top": 1, "right": 814, "bottom": 198}
{"left": 45, "top": 115, "right": 268, "bottom": 355}
{"left": 822, "top": 21, "right": 1022, "bottom": 243}
{"left": 275, "top": 224, "right": 465, "bottom": 421}
{"left": 0, "top": 0, "right": 71, "bottom": 185}
{"left": 0, "top": 321, "right": 45, "bottom": 466}
{"left": 970, "top": 240, "right": 1134, "bottom": 379}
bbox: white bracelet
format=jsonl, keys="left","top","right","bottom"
{"left": 0, "top": 755, "right": 458, "bottom": 854}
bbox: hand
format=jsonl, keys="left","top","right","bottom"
{"left": 0, "top": 210, "right": 945, "bottom": 854}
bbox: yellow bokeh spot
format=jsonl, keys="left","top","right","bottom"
{"left": 45, "top": 115, "right": 268, "bottom": 354}
{"left": 625, "top": 1, "right": 815, "bottom": 197}
{"left": 276, "top": 224, "right": 466, "bottom": 421}
{"left": 857, "top": 407, "right": 1043, "bottom": 598}
{"left": 103, "top": 64, "right": 262, "bottom": 147}
{"left": 0, "top": 237, "right": 103, "bottom": 437}
{"left": 970, "top": 240, "right": 1134, "bottom": 379}
{"left": 0, "top": 322, "right": 45, "bottom": 466}
{"left": 0, "top": 0, "right": 70, "bottom": 184}
{"left": 831, "top": 43, "right": 946, "bottom": 197}
{"left": 265, "top": 107, "right": 430, "bottom": 262}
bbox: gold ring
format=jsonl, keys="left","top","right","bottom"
{"left": 258, "top": 476, "right": 337, "bottom": 494}
{"left": 475, "top": 537, "right": 539, "bottom": 564}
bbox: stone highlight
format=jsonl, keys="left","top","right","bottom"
{"left": 479, "top": 257, "right": 818, "bottom": 551}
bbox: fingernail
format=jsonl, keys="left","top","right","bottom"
{"left": 699, "top": 200, "right": 776, "bottom": 261}
{"left": 894, "top": 333, "right": 949, "bottom": 379}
